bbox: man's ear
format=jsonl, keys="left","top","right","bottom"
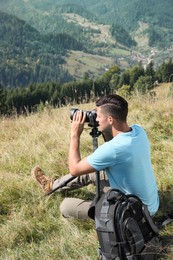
{"left": 108, "top": 115, "right": 114, "bottom": 125}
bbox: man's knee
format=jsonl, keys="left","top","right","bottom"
{"left": 60, "top": 198, "right": 91, "bottom": 220}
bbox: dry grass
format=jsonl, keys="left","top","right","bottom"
{"left": 0, "top": 83, "right": 173, "bottom": 259}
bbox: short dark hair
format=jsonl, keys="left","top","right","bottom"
{"left": 96, "top": 94, "right": 128, "bottom": 122}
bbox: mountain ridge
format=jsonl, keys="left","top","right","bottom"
{"left": 1, "top": 0, "right": 173, "bottom": 87}
{"left": 1, "top": 0, "right": 173, "bottom": 48}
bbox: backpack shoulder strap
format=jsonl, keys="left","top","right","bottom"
{"left": 142, "top": 204, "right": 160, "bottom": 234}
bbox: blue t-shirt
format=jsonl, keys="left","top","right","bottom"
{"left": 87, "top": 124, "right": 159, "bottom": 215}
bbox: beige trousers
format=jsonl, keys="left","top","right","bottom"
{"left": 53, "top": 172, "right": 109, "bottom": 220}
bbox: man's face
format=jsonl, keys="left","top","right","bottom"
{"left": 96, "top": 106, "right": 111, "bottom": 133}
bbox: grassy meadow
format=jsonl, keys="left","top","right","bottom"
{"left": 0, "top": 83, "right": 173, "bottom": 259}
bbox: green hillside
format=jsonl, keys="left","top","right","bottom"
{"left": 1, "top": 1, "right": 173, "bottom": 87}
{"left": 1, "top": 0, "right": 173, "bottom": 48}
{"left": 0, "top": 11, "right": 86, "bottom": 87}
{"left": 0, "top": 11, "right": 131, "bottom": 88}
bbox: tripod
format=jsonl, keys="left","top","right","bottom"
{"left": 47, "top": 124, "right": 102, "bottom": 197}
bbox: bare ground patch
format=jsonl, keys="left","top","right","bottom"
{"left": 64, "top": 50, "right": 114, "bottom": 79}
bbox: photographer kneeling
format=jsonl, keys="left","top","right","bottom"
{"left": 32, "top": 94, "right": 159, "bottom": 220}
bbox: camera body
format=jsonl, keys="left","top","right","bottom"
{"left": 70, "top": 108, "right": 98, "bottom": 127}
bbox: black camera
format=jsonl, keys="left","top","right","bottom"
{"left": 70, "top": 108, "right": 98, "bottom": 127}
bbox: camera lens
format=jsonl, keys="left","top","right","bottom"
{"left": 70, "top": 108, "right": 98, "bottom": 127}
{"left": 70, "top": 108, "right": 79, "bottom": 121}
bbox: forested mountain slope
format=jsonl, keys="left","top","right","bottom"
{"left": 0, "top": 11, "right": 85, "bottom": 87}
{"left": 1, "top": 0, "right": 173, "bottom": 48}
{"left": 1, "top": 0, "right": 173, "bottom": 87}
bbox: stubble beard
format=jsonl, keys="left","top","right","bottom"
{"left": 102, "top": 125, "right": 113, "bottom": 141}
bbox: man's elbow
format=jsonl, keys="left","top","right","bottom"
{"left": 68, "top": 159, "right": 94, "bottom": 176}
{"left": 69, "top": 166, "right": 80, "bottom": 176}
{"left": 70, "top": 170, "right": 79, "bottom": 176}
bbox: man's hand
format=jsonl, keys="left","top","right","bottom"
{"left": 71, "top": 110, "right": 86, "bottom": 138}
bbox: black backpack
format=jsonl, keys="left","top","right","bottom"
{"left": 94, "top": 189, "right": 162, "bottom": 260}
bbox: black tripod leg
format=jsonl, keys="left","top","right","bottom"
{"left": 46, "top": 175, "right": 76, "bottom": 196}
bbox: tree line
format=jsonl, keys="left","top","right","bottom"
{"left": 1, "top": 59, "right": 173, "bottom": 116}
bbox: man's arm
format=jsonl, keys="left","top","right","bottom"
{"left": 68, "top": 110, "right": 96, "bottom": 176}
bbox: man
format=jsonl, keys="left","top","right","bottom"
{"left": 32, "top": 94, "right": 159, "bottom": 219}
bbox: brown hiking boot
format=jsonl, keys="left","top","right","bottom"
{"left": 32, "top": 166, "right": 54, "bottom": 194}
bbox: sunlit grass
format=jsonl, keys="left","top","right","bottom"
{"left": 0, "top": 83, "right": 173, "bottom": 259}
